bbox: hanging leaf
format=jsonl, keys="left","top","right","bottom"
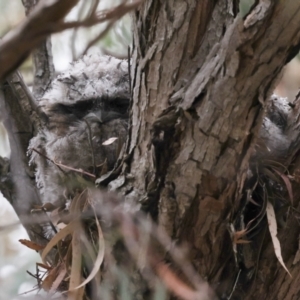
{"left": 68, "top": 223, "right": 84, "bottom": 300}
{"left": 74, "top": 207, "right": 105, "bottom": 289}
{"left": 266, "top": 201, "right": 292, "bottom": 277}
{"left": 41, "top": 221, "right": 75, "bottom": 263}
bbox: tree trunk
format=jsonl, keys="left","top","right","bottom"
{"left": 112, "top": 1, "right": 300, "bottom": 298}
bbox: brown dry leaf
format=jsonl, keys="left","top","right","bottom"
{"left": 68, "top": 223, "right": 83, "bottom": 300}
{"left": 102, "top": 137, "right": 118, "bottom": 145}
{"left": 74, "top": 210, "right": 105, "bottom": 289}
{"left": 67, "top": 192, "right": 87, "bottom": 300}
{"left": 69, "top": 190, "right": 87, "bottom": 215}
{"left": 42, "top": 266, "right": 59, "bottom": 292}
{"left": 41, "top": 221, "right": 76, "bottom": 263}
{"left": 266, "top": 201, "right": 292, "bottom": 277}
{"left": 233, "top": 229, "right": 251, "bottom": 245}
{"left": 155, "top": 262, "right": 199, "bottom": 300}
{"left": 19, "top": 239, "right": 45, "bottom": 251}
{"left": 50, "top": 263, "right": 67, "bottom": 293}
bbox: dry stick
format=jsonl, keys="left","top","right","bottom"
{"left": 18, "top": 287, "right": 39, "bottom": 296}
{"left": 31, "top": 148, "right": 96, "bottom": 178}
{"left": 54, "top": 161, "right": 96, "bottom": 179}
{"left": 31, "top": 148, "right": 65, "bottom": 174}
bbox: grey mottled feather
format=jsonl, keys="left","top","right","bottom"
{"left": 29, "top": 54, "right": 129, "bottom": 206}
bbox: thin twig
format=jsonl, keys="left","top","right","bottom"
{"left": 54, "top": 161, "right": 96, "bottom": 179}
{"left": 31, "top": 148, "right": 65, "bottom": 174}
{"left": 18, "top": 287, "right": 39, "bottom": 296}
{"left": 31, "top": 148, "right": 96, "bottom": 178}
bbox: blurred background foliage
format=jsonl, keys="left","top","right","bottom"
{"left": 0, "top": 0, "right": 300, "bottom": 299}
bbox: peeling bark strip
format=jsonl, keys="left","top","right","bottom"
{"left": 119, "top": 0, "right": 300, "bottom": 298}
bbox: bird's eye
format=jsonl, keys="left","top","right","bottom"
{"left": 51, "top": 100, "right": 95, "bottom": 118}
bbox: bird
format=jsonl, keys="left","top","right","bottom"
{"left": 29, "top": 53, "right": 130, "bottom": 208}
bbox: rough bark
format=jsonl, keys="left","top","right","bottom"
{"left": 109, "top": 1, "right": 300, "bottom": 299}
{"left": 22, "top": 0, "right": 56, "bottom": 100}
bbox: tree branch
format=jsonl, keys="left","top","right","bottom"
{"left": 0, "top": 0, "right": 79, "bottom": 80}
{"left": 0, "top": 72, "right": 45, "bottom": 245}
{"left": 0, "top": 0, "right": 141, "bottom": 81}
